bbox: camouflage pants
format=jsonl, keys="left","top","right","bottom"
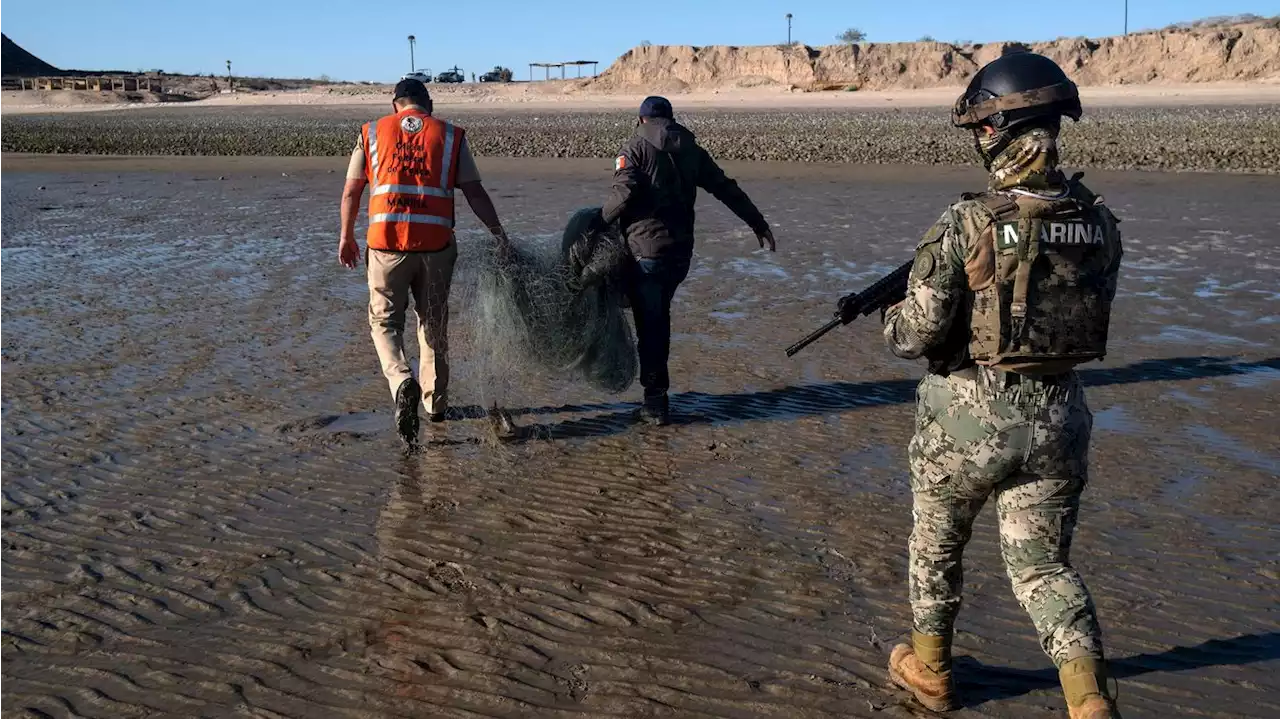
{"left": 907, "top": 366, "right": 1105, "bottom": 666}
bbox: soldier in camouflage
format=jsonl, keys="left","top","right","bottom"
{"left": 882, "top": 53, "right": 1123, "bottom": 719}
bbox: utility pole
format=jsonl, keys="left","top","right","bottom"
{"left": 1124, "top": 0, "right": 1129, "bottom": 35}
{"left": 786, "top": 13, "right": 793, "bottom": 45}
{"left": 408, "top": 35, "right": 416, "bottom": 72}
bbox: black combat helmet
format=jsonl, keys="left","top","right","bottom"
{"left": 952, "top": 52, "right": 1082, "bottom": 131}
{"left": 952, "top": 52, "right": 1081, "bottom": 167}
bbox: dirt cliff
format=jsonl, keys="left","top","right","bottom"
{"left": 593, "top": 19, "right": 1280, "bottom": 91}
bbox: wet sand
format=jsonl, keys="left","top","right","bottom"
{"left": 2, "top": 156, "right": 1278, "bottom": 718}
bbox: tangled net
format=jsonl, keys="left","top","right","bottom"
{"left": 470, "top": 207, "right": 636, "bottom": 397}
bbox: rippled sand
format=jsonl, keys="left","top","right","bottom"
{"left": 3, "top": 156, "right": 1278, "bottom": 718}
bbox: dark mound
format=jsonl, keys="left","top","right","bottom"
{"left": 2, "top": 34, "right": 64, "bottom": 77}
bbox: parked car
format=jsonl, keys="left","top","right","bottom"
{"left": 401, "top": 71, "right": 431, "bottom": 84}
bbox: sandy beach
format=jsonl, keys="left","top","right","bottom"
{"left": 5, "top": 81, "right": 1280, "bottom": 116}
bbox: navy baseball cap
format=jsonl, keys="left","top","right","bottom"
{"left": 393, "top": 78, "right": 430, "bottom": 101}
{"left": 638, "top": 96, "right": 673, "bottom": 119}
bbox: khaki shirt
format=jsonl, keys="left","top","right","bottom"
{"left": 346, "top": 114, "right": 481, "bottom": 184}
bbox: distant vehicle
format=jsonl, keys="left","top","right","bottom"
{"left": 434, "top": 67, "right": 464, "bottom": 83}
{"left": 479, "top": 66, "right": 513, "bottom": 83}
{"left": 401, "top": 71, "right": 431, "bottom": 84}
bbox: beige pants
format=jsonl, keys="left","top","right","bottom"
{"left": 367, "top": 244, "right": 457, "bottom": 414}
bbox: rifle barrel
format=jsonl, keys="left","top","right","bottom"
{"left": 785, "top": 316, "right": 842, "bottom": 357}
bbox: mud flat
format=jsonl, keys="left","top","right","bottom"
{"left": 3, "top": 101, "right": 1280, "bottom": 173}
{"left": 3, "top": 156, "right": 1278, "bottom": 718}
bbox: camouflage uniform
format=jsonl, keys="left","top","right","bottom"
{"left": 884, "top": 128, "right": 1119, "bottom": 667}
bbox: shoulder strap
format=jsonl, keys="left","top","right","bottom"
{"left": 977, "top": 192, "right": 1020, "bottom": 220}
{"left": 960, "top": 191, "right": 1020, "bottom": 220}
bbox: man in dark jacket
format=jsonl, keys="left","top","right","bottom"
{"left": 601, "top": 96, "right": 774, "bottom": 425}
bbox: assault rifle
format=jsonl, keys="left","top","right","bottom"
{"left": 785, "top": 260, "right": 913, "bottom": 357}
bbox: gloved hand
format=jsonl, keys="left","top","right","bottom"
{"left": 755, "top": 225, "right": 776, "bottom": 252}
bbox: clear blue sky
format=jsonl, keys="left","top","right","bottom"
{"left": 3, "top": 0, "right": 1277, "bottom": 82}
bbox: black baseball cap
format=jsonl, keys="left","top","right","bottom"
{"left": 638, "top": 95, "right": 673, "bottom": 119}
{"left": 393, "top": 78, "right": 430, "bottom": 102}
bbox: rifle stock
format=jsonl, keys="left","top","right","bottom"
{"left": 785, "top": 260, "right": 913, "bottom": 357}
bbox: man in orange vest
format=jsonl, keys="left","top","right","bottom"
{"left": 338, "top": 78, "right": 510, "bottom": 449}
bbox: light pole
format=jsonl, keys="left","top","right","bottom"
{"left": 1124, "top": 0, "right": 1129, "bottom": 35}
{"left": 408, "top": 35, "right": 416, "bottom": 73}
{"left": 786, "top": 13, "right": 793, "bottom": 45}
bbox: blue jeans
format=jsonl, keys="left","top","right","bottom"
{"left": 627, "top": 256, "right": 691, "bottom": 397}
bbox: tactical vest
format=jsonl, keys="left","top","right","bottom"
{"left": 964, "top": 180, "right": 1121, "bottom": 370}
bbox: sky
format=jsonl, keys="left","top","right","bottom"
{"left": 3, "top": 0, "right": 1278, "bottom": 82}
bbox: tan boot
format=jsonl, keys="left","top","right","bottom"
{"left": 888, "top": 631, "right": 958, "bottom": 711}
{"left": 1060, "top": 657, "right": 1121, "bottom": 719}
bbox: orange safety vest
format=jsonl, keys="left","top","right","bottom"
{"left": 363, "top": 108, "right": 464, "bottom": 252}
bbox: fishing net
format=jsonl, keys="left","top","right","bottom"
{"left": 466, "top": 207, "right": 637, "bottom": 402}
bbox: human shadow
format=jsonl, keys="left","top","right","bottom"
{"left": 505, "top": 356, "right": 1279, "bottom": 442}
{"left": 950, "top": 631, "right": 1280, "bottom": 707}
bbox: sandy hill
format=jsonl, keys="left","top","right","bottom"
{"left": 2, "top": 34, "right": 64, "bottom": 76}
{"left": 592, "top": 17, "right": 1280, "bottom": 92}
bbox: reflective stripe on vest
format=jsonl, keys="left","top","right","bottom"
{"left": 369, "top": 213, "right": 453, "bottom": 226}
{"left": 367, "top": 122, "right": 380, "bottom": 177}
{"left": 371, "top": 184, "right": 453, "bottom": 198}
{"left": 439, "top": 123, "right": 455, "bottom": 192}
{"left": 362, "top": 110, "right": 464, "bottom": 252}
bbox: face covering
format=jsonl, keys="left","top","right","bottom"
{"left": 984, "top": 126, "right": 1066, "bottom": 192}
{"left": 973, "top": 128, "right": 1006, "bottom": 169}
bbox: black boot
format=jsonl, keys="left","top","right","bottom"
{"left": 394, "top": 378, "right": 421, "bottom": 449}
{"left": 639, "top": 392, "right": 670, "bottom": 426}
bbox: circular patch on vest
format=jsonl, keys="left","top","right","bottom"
{"left": 912, "top": 249, "right": 936, "bottom": 281}
{"left": 400, "top": 115, "right": 424, "bottom": 134}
